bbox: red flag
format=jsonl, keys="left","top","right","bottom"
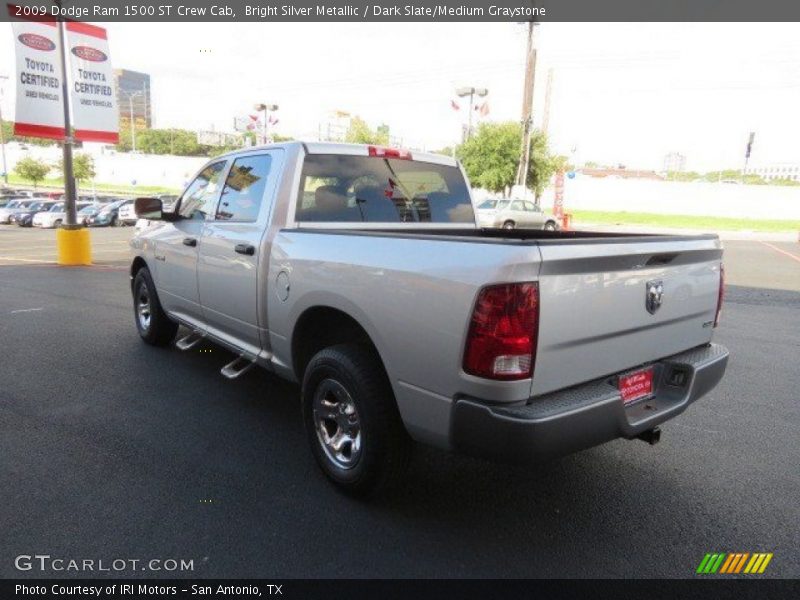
{"left": 477, "top": 101, "right": 490, "bottom": 117}
{"left": 450, "top": 99, "right": 460, "bottom": 111}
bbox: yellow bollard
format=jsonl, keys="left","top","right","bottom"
{"left": 56, "top": 227, "right": 92, "bottom": 266}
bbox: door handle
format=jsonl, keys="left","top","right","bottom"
{"left": 235, "top": 244, "right": 256, "bottom": 256}
{"left": 182, "top": 237, "right": 197, "bottom": 247}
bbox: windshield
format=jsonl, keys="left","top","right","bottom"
{"left": 50, "top": 203, "right": 65, "bottom": 212}
{"left": 296, "top": 154, "right": 473, "bottom": 223}
{"left": 78, "top": 205, "right": 98, "bottom": 214}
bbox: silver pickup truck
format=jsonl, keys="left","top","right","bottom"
{"left": 130, "top": 141, "right": 728, "bottom": 496}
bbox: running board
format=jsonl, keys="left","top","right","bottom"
{"left": 220, "top": 355, "right": 256, "bottom": 380}
{"left": 175, "top": 331, "right": 204, "bottom": 351}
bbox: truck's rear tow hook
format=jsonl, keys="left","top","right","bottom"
{"left": 636, "top": 427, "right": 661, "bottom": 445}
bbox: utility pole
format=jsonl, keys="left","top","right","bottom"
{"left": 0, "top": 75, "right": 8, "bottom": 185}
{"left": 541, "top": 68, "right": 554, "bottom": 136}
{"left": 455, "top": 86, "right": 488, "bottom": 140}
{"left": 55, "top": 2, "right": 77, "bottom": 227}
{"left": 515, "top": 21, "right": 539, "bottom": 190}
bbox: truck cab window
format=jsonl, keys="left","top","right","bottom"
{"left": 216, "top": 154, "right": 273, "bottom": 222}
{"left": 178, "top": 161, "right": 227, "bottom": 220}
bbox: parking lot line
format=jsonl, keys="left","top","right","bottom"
{"left": 759, "top": 241, "right": 800, "bottom": 264}
{"left": 0, "top": 255, "right": 54, "bottom": 263}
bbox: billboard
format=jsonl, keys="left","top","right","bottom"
{"left": 10, "top": 11, "right": 118, "bottom": 143}
{"left": 11, "top": 16, "right": 65, "bottom": 140}
{"left": 67, "top": 22, "right": 119, "bottom": 143}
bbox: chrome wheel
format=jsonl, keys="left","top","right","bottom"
{"left": 312, "top": 378, "right": 362, "bottom": 470}
{"left": 136, "top": 284, "right": 152, "bottom": 332}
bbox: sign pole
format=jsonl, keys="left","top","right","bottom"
{"left": 55, "top": 3, "right": 77, "bottom": 227}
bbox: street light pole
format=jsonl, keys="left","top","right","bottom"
{"left": 455, "top": 86, "right": 488, "bottom": 141}
{"left": 55, "top": 4, "right": 77, "bottom": 227}
{"left": 121, "top": 90, "right": 143, "bottom": 152}
{"left": 0, "top": 75, "right": 8, "bottom": 185}
{"left": 254, "top": 103, "right": 278, "bottom": 145}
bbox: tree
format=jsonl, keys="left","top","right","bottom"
{"left": 457, "top": 121, "right": 564, "bottom": 199}
{"left": 14, "top": 157, "right": 50, "bottom": 189}
{"left": 526, "top": 130, "right": 566, "bottom": 200}
{"left": 457, "top": 122, "right": 520, "bottom": 195}
{"left": 72, "top": 153, "right": 96, "bottom": 186}
{"left": 345, "top": 116, "right": 390, "bottom": 145}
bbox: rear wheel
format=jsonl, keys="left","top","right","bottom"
{"left": 132, "top": 267, "right": 178, "bottom": 347}
{"left": 544, "top": 220, "right": 557, "bottom": 231}
{"left": 302, "top": 343, "right": 411, "bottom": 497}
{"left": 502, "top": 220, "right": 515, "bottom": 230}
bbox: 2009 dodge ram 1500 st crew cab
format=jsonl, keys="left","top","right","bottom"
{"left": 130, "top": 141, "right": 728, "bottom": 495}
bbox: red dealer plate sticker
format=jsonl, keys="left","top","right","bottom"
{"left": 619, "top": 367, "right": 654, "bottom": 405}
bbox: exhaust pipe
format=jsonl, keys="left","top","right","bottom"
{"left": 636, "top": 427, "right": 661, "bottom": 445}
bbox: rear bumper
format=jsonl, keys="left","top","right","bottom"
{"left": 451, "top": 343, "right": 728, "bottom": 463}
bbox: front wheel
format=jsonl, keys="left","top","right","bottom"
{"left": 302, "top": 343, "right": 411, "bottom": 497}
{"left": 132, "top": 267, "right": 179, "bottom": 346}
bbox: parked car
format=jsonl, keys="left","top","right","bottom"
{"left": 32, "top": 201, "right": 92, "bottom": 228}
{"left": 87, "top": 199, "right": 131, "bottom": 227}
{"left": 129, "top": 142, "right": 728, "bottom": 496}
{"left": 77, "top": 203, "right": 103, "bottom": 225}
{"left": 13, "top": 201, "right": 57, "bottom": 227}
{"left": 0, "top": 194, "right": 28, "bottom": 208}
{"left": 0, "top": 199, "right": 36, "bottom": 223}
{"left": 476, "top": 198, "right": 559, "bottom": 230}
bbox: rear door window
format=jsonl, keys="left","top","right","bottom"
{"left": 215, "top": 154, "right": 272, "bottom": 222}
{"left": 296, "top": 154, "right": 474, "bottom": 224}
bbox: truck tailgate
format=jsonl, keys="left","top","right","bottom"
{"left": 532, "top": 236, "right": 723, "bottom": 397}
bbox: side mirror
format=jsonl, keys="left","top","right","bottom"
{"left": 135, "top": 197, "right": 167, "bottom": 220}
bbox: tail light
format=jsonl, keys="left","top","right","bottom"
{"left": 463, "top": 283, "right": 539, "bottom": 380}
{"left": 714, "top": 263, "right": 725, "bottom": 327}
{"left": 368, "top": 145, "right": 412, "bottom": 160}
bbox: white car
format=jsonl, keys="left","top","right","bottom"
{"left": 117, "top": 200, "right": 138, "bottom": 226}
{"left": 476, "top": 198, "right": 559, "bottom": 231}
{"left": 0, "top": 199, "right": 36, "bottom": 223}
{"left": 32, "top": 201, "right": 92, "bottom": 228}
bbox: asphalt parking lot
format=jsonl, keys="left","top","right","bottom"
{"left": 1, "top": 225, "right": 798, "bottom": 578}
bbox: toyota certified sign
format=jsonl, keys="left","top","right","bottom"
{"left": 71, "top": 45, "right": 108, "bottom": 62}
{"left": 17, "top": 33, "right": 55, "bottom": 52}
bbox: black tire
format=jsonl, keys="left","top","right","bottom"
{"left": 132, "top": 267, "right": 179, "bottom": 347}
{"left": 502, "top": 220, "right": 515, "bottom": 230}
{"left": 544, "top": 220, "right": 557, "bottom": 231}
{"left": 54, "top": 219, "right": 62, "bottom": 228}
{"left": 302, "top": 343, "right": 411, "bottom": 497}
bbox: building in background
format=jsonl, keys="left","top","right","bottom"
{"left": 663, "top": 152, "right": 687, "bottom": 173}
{"left": 744, "top": 163, "right": 800, "bottom": 181}
{"left": 317, "top": 110, "right": 352, "bottom": 142}
{"left": 114, "top": 69, "right": 152, "bottom": 130}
